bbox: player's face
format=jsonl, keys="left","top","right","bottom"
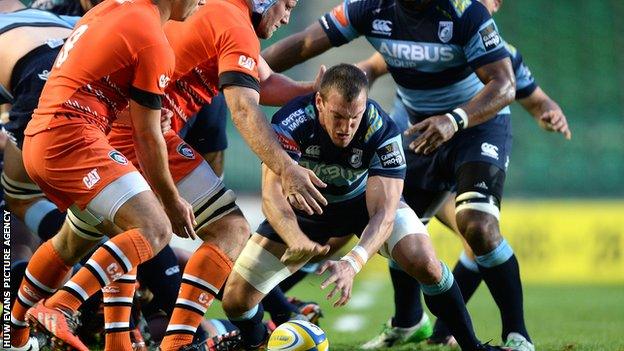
{"left": 170, "top": 0, "right": 204, "bottom": 21}
{"left": 316, "top": 89, "right": 367, "bottom": 148}
{"left": 479, "top": 0, "right": 502, "bottom": 14}
{"left": 257, "top": 0, "right": 298, "bottom": 39}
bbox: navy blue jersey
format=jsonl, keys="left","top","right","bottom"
{"left": 504, "top": 41, "right": 537, "bottom": 99}
{"left": 271, "top": 93, "right": 406, "bottom": 203}
{"left": 320, "top": 0, "right": 510, "bottom": 116}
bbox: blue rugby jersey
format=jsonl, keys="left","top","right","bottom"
{"left": 271, "top": 93, "right": 406, "bottom": 203}
{"left": 504, "top": 41, "right": 537, "bottom": 99}
{"left": 320, "top": 0, "right": 510, "bottom": 117}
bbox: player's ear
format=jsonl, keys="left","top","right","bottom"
{"left": 315, "top": 92, "right": 323, "bottom": 111}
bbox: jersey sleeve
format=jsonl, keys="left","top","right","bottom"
{"left": 318, "top": 0, "right": 366, "bottom": 47}
{"left": 509, "top": 47, "right": 538, "bottom": 99}
{"left": 131, "top": 43, "right": 175, "bottom": 109}
{"left": 215, "top": 25, "right": 261, "bottom": 92}
{"left": 366, "top": 104, "right": 406, "bottom": 179}
{"left": 271, "top": 122, "right": 302, "bottom": 162}
{"left": 460, "top": 2, "right": 509, "bottom": 69}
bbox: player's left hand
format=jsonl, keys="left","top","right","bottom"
{"left": 405, "top": 114, "right": 456, "bottom": 154}
{"left": 313, "top": 65, "right": 327, "bottom": 91}
{"left": 537, "top": 109, "right": 572, "bottom": 140}
{"left": 318, "top": 260, "right": 356, "bottom": 307}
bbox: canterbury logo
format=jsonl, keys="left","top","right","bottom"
{"left": 372, "top": 19, "right": 392, "bottom": 34}
{"left": 159, "top": 74, "right": 171, "bottom": 89}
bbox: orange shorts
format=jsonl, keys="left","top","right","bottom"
{"left": 22, "top": 123, "right": 139, "bottom": 211}
{"left": 107, "top": 124, "right": 203, "bottom": 184}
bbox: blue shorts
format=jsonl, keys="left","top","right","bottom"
{"left": 256, "top": 195, "right": 369, "bottom": 245}
{"left": 5, "top": 44, "right": 60, "bottom": 149}
{"left": 392, "top": 99, "right": 511, "bottom": 215}
{"left": 179, "top": 94, "right": 228, "bottom": 154}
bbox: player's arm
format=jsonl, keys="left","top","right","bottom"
{"left": 222, "top": 85, "right": 328, "bottom": 214}
{"left": 355, "top": 52, "right": 389, "bottom": 87}
{"left": 319, "top": 175, "right": 402, "bottom": 307}
{"left": 258, "top": 56, "right": 326, "bottom": 106}
{"left": 129, "top": 100, "right": 196, "bottom": 238}
{"left": 261, "top": 164, "right": 330, "bottom": 264}
{"left": 406, "top": 58, "right": 515, "bottom": 154}
{"left": 518, "top": 86, "right": 571, "bottom": 139}
{"left": 261, "top": 21, "right": 333, "bottom": 73}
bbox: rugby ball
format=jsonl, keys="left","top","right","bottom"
{"left": 267, "top": 320, "right": 329, "bottom": 351}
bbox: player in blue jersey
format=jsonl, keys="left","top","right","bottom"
{"left": 218, "top": 64, "right": 506, "bottom": 351}
{"left": 354, "top": 0, "right": 571, "bottom": 348}
{"left": 262, "top": 1, "right": 534, "bottom": 350}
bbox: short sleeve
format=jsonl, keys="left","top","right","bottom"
{"left": 369, "top": 134, "right": 406, "bottom": 179}
{"left": 461, "top": 3, "right": 509, "bottom": 69}
{"left": 271, "top": 123, "right": 301, "bottom": 162}
{"left": 132, "top": 43, "right": 175, "bottom": 95}
{"left": 318, "top": 0, "right": 364, "bottom": 47}
{"left": 215, "top": 25, "right": 261, "bottom": 90}
{"left": 512, "top": 50, "right": 538, "bottom": 99}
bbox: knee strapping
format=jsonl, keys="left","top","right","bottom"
{"left": 67, "top": 206, "right": 105, "bottom": 241}
{"left": 455, "top": 191, "right": 500, "bottom": 219}
{"left": 421, "top": 262, "right": 454, "bottom": 296}
{"left": 1, "top": 172, "right": 44, "bottom": 199}
{"left": 475, "top": 239, "right": 513, "bottom": 268}
{"left": 233, "top": 240, "right": 291, "bottom": 295}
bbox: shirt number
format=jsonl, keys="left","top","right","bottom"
{"left": 55, "top": 24, "right": 89, "bottom": 68}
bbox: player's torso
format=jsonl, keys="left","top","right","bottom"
{"left": 27, "top": 0, "right": 170, "bottom": 135}
{"left": 0, "top": 9, "right": 74, "bottom": 94}
{"left": 163, "top": 0, "right": 253, "bottom": 125}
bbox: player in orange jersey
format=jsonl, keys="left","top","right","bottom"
{"left": 9, "top": 0, "right": 203, "bottom": 350}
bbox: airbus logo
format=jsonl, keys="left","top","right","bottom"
{"left": 372, "top": 19, "right": 392, "bottom": 36}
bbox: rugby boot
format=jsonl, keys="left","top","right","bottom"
{"left": 180, "top": 330, "right": 243, "bottom": 351}
{"left": 428, "top": 334, "right": 459, "bottom": 348}
{"left": 5, "top": 332, "right": 48, "bottom": 351}
{"left": 360, "top": 313, "right": 433, "bottom": 349}
{"left": 26, "top": 301, "right": 88, "bottom": 351}
{"left": 504, "top": 332, "right": 535, "bottom": 351}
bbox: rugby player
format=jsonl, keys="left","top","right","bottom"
{"left": 8, "top": 0, "right": 202, "bottom": 350}
{"left": 262, "top": 0, "right": 533, "bottom": 350}
{"left": 355, "top": 0, "right": 571, "bottom": 347}
{"left": 219, "top": 64, "right": 506, "bottom": 351}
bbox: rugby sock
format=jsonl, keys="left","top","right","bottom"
{"left": 262, "top": 286, "right": 300, "bottom": 325}
{"left": 432, "top": 252, "right": 482, "bottom": 339}
{"left": 160, "top": 243, "right": 232, "bottom": 351}
{"left": 422, "top": 262, "right": 481, "bottom": 350}
{"left": 388, "top": 260, "right": 424, "bottom": 328}
{"left": 10, "top": 240, "right": 72, "bottom": 347}
{"left": 103, "top": 268, "right": 137, "bottom": 351}
{"left": 476, "top": 240, "right": 531, "bottom": 342}
{"left": 24, "top": 199, "right": 65, "bottom": 241}
{"left": 228, "top": 305, "right": 267, "bottom": 348}
{"left": 45, "top": 229, "right": 153, "bottom": 313}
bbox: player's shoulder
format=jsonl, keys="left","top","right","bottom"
{"left": 438, "top": 0, "right": 489, "bottom": 21}
{"left": 272, "top": 93, "right": 318, "bottom": 134}
{"left": 362, "top": 99, "right": 398, "bottom": 143}
{"left": 99, "top": 0, "right": 166, "bottom": 45}
{"left": 199, "top": 0, "right": 252, "bottom": 29}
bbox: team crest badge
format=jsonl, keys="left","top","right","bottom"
{"left": 438, "top": 21, "right": 454, "bottom": 43}
{"left": 177, "top": 143, "right": 195, "bottom": 159}
{"left": 349, "top": 148, "right": 363, "bottom": 168}
{"left": 108, "top": 150, "right": 128, "bottom": 165}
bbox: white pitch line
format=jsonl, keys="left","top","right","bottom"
{"left": 333, "top": 314, "right": 366, "bottom": 332}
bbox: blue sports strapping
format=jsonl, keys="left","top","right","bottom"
{"left": 24, "top": 199, "right": 57, "bottom": 235}
{"left": 228, "top": 304, "right": 259, "bottom": 321}
{"left": 421, "top": 262, "right": 454, "bottom": 296}
{"left": 459, "top": 251, "right": 480, "bottom": 273}
{"left": 475, "top": 239, "right": 513, "bottom": 268}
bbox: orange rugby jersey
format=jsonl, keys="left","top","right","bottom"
{"left": 163, "top": 0, "right": 261, "bottom": 132}
{"left": 25, "top": 0, "right": 174, "bottom": 136}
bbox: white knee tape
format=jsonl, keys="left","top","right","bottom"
{"left": 67, "top": 205, "right": 105, "bottom": 241}
{"left": 1, "top": 172, "right": 44, "bottom": 199}
{"left": 455, "top": 191, "right": 500, "bottom": 219}
{"left": 379, "top": 207, "right": 428, "bottom": 258}
{"left": 233, "top": 239, "right": 292, "bottom": 294}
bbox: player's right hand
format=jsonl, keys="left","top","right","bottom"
{"left": 282, "top": 163, "right": 328, "bottom": 215}
{"left": 160, "top": 108, "right": 173, "bottom": 134}
{"left": 281, "top": 238, "right": 330, "bottom": 265}
{"left": 164, "top": 196, "right": 197, "bottom": 240}
{"left": 538, "top": 109, "right": 572, "bottom": 140}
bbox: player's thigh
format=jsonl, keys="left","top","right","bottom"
{"left": 198, "top": 209, "right": 250, "bottom": 262}
{"left": 51, "top": 220, "right": 101, "bottom": 264}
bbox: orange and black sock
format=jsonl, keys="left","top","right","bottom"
{"left": 103, "top": 268, "right": 137, "bottom": 351}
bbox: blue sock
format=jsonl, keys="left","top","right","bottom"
{"left": 422, "top": 262, "right": 481, "bottom": 350}
{"left": 388, "top": 260, "right": 424, "bottom": 328}
{"left": 228, "top": 305, "right": 267, "bottom": 348}
{"left": 432, "top": 252, "right": 482, "bottom": 340}
{"left": 138, "top": 245, "right": 182, "bottom": 317}
{"left": 262, "top": 286, "right": 299, "bottom": 325}
{"left": 476, "top": 239, "right": 530, "bottom": 342}
{"left": 24, "top": 200, "right": 65, "bottom": 240}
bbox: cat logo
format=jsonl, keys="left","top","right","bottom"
{"left": 238, "top": 55, "right": 256, "bottom": 71}
{"left": 438, "top": 21, "right": 453, "bottom": 43}
{"left": 159, "top": 74, "right": 170, "bottom": 89}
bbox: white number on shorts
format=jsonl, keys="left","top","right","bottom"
{"left": 55, "top": 24, "right": 89, "bottom": 68}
